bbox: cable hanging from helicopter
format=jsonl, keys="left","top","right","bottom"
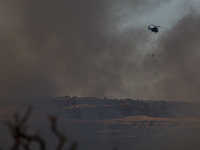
{"left": 147, "top": 23, "right": 167, "bottom": 57}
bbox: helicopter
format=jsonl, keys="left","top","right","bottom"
{"left": 148, "top": 23, "right": 166, "bottom": 34}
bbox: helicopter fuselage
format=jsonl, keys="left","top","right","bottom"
{"left": 148, "top": 26, "right": 158, "bottom": 33}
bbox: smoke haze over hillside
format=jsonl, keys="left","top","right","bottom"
{"left": 1, "top": 0, "right": 200, "bottom": 101}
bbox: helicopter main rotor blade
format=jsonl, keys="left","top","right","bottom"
{"left": 158, "top": 26, "right": 167, "bottom": 29}
{"left": 146, "top": 22, "right": 168, "bottom": 30}
{"left": 146, "top": 22, "right": 158, "bottom": 27}
{"left": 149, "top": 24, "right": 167, "bottom": 29}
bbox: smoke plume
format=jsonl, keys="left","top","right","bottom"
{"left": 0, "top": 0, "right": 200, "bottom": 101}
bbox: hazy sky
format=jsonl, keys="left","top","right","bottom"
{"left": 1, "top": 0, "right": 200, "bottom": 101}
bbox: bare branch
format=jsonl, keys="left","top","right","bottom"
{"left": 20, "top": 106, "right": 32, "bottom": 125}
{"left": 3, "top": 106, "right": 79, "bottom": 150}
{"left": 4, "top": 106, "right": 46, "bottom": 150}
{"left": 48, "top": 115, "right": 68, "bottom": 150}
{"left": 68, "top": 142, "right": 78, "bottom": 150}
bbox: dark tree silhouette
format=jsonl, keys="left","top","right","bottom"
{"left": 3, "top": 106, "right": 77, "bottom": 150}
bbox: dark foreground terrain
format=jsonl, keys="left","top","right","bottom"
{"left": 1, "top": 96, "right": 200, "bottom": 150}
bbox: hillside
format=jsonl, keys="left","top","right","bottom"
{"left": 55, "top": 96, "right": 200, "bottom": 119}
{"left": 1, "top": 96, "right": 200, "bottom": 150}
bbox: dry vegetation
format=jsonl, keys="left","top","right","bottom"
{"left": 2, "top": 106, "right": 77, "bottom": 150}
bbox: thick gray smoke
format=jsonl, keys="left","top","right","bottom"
{"left": 0, "top": 0, "right": 199, "bottom": 101}
{"left": 148, "top": 12, "right": 200, "bottom": 101}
